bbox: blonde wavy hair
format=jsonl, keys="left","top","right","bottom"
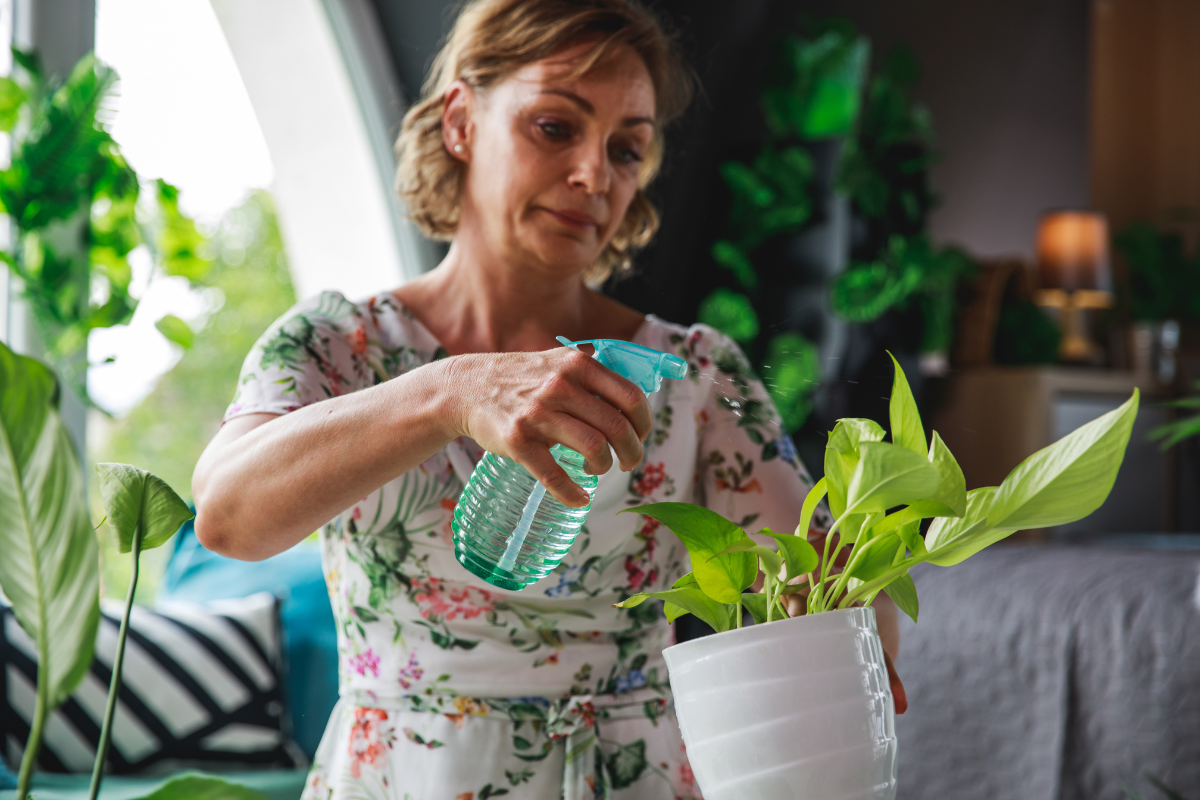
{"left": 394, "top": 0, "right": 694, "bottom": 284}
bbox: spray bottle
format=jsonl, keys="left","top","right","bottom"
{"left": 452, "top": 337, "right": 688, "bottom": 590}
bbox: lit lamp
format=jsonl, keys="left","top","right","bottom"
{"left": 1034, "top": 210, "right": 1114, "bottom": 362}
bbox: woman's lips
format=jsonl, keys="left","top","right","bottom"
{"left": 541, "top": 207, "right": 599, "bottom": 230}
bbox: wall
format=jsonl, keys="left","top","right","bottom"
{"left": 1091, "top": 0, "right": 1200, "bottom": 234}
{"left": 801, "top": 0, "right": 1091, "bottom": 261}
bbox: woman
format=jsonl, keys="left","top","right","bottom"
{"left": 193, "top": 1, "right": 900, "bottom": 797}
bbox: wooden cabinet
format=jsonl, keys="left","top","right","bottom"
{"left": 933, "top": 367, "right": 1171, "bottom": 534}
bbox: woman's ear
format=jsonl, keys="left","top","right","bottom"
{"left": 442, "top": 80, "right": 474, "bottom": 161}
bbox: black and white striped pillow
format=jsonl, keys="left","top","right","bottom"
{"left": 1, "top": 592, "right": 305, "bottom": 773}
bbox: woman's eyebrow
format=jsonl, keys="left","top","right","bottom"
{"left": 540, "top": 87, "right": 655, "bottom": 128}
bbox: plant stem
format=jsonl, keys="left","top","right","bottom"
{"left": 87, "top": 527, "right": 142, "bottom": 800}
{"left": 15, "top": 664, "right": 47, "bottom": 800}
{"left": 736, "top": 598, "right": 743, "bottom": 629}
{"left": 810, "top": 516, "right": 843, "bottom": 614}
{"left": 765, "top": 576, "right": 774, "bottom": 623}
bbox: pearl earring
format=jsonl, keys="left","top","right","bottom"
{"left": 453, "top": 144, "right": 464, "bottom": 154}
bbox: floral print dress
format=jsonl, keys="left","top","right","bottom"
{"left": 224, "top": 291, "right": 829, "bottom": 800}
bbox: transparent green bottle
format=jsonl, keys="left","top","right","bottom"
{"left": 452, "top": 338, "right": 688, "bottom": 591}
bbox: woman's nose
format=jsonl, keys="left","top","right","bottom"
{"left": 568, "top": 142, "right": 611, "bottom": 195}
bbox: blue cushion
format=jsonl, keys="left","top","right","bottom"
{"left": 0, "top": 752, "right": 15, "bottom": 790}
{"left": 158, "top": 518, "right": 337, "bottom": 758}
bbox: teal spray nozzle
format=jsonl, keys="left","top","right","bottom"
{"left": 451, "top": 338, "right": 688, "bottom": 590}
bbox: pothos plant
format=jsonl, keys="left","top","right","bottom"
{"left": 615, "top": 355, "right": 1139, "bottom": 629}
{"left": 0, "top": 340, "right": 267, "bottom": 800}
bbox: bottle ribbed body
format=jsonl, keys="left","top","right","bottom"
{"left": 452, "top": 445, "right": 599, "bottom": 591}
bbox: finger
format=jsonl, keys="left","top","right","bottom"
{"left": 559, "top": 390, "right": 644, "bottom": 472}
{"left": 543, "top": 412, "right": 615, "bottom": 476}
{"left": 515, "top": 446, "right": 590, "bottom": 508}
{"left": 884, "top": 652, "right": 908, "bottom": 715}
{"left": 575, "top": 359, "right": 653, "bottom": 443}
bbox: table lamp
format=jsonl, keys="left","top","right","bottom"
{"left": 1034, "top": 210, "right": 1113, "bottom": 362}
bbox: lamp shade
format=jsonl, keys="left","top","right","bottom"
{"left": 1036, "top": 210, "right": 1111, "bottom": 291}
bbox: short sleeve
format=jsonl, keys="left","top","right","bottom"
{"left": 686, "top": 325, "right": 831, "bottom": 538}
{"left": 224, "top": 291, "right": 377, "bottom": 422}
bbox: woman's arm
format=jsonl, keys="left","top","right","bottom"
{"left": 194, "top": 348, "right": 651, "bottom": 561}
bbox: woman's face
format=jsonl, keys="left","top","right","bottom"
{"left": 451, "top": 42, "right": 656, "bottom": 279}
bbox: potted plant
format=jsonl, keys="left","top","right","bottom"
{"left": 616, "top": 355, "right": 1138, "bottom": 800}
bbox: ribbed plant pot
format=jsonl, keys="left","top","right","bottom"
{"left": 663, "top": 607, "right": 897, "bottom": 800}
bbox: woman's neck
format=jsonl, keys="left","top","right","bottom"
{"left": 392, "top": 241, "right": 643, "bottom": 355}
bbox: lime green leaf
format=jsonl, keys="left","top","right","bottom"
{"left": 888, "top": 352, "right": 925, "bottom": 455}
{"left": 663, "top": 602, "right": 688, "bottom": 623}
{"left": 712, "top": 538, "right": 784, "bottom": 581}
{"left": 622, "top": 504, "right": 756, "bottom": 603}
{"left": 0, "top": 343, "right": 100, "bottom": 710}
{"left": 845, "top": 531, "right": 903, "bottom": 583}
{"left": 614, "top": 587, "right": 734, "bottom": 632}
{"left": 824, "top": 418, "right": 886, "bottom": 517}
{"left": 155, "top": 314, "right": 194, "bottom": 349}
{"left": 95, "top": 463, "right": 193, "bottom": 554}
{"left": 672, "top": 572, "right": 697, "bottom": 589}
{"left": 759, "top": 530, "right": 819, "bottom": 580}
{"left": 741, "top": 592, "right": 768, "bottom": 625}
{"left": 987, "top": 391, "right": 1139, "bottom": 531}
{"left": 924, "top": 487, "right": 998, "bottom": 567}
{"left": 895, "top": 518, "right": 926, "bottom": 556}
{"left": 883, "top": 573, "right": 919, "bottom": 623}
{"left": 795, "top": 477, "right": 826, "bottom": 537}
{"left": 131, "top": 774, "right": 272, "bottom": 800}
{"left": 922, "top": 431, "right": 966, "bottom": 517}
{"left": 845, "top": 441, "right": 941, "bottom": 516}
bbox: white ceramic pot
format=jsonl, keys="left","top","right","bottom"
{"left": 663, "top": 607, "right": 896, "bottom": 800}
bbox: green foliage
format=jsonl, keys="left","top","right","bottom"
{"left": 1149, "top": 381, "right": 1200, "bottom": 450}
{"left": 992, "top": 298, "right": 1061, "bottom": 365}
{"left": 761, "top": 20, "right": 870, "bottom": 140}
{"left": 95, "top": 463, "right": 194, "bottom": 553}
{"left": 129, "top": 775, "right": 272, "bottom": 800}
{"left": 620, "top": 358, "right": 1138, "bottom": 631}
{"left": 91, "top": 463, "right": 191, "bottom": 800}
{"left": 761, "top": 332, "right": 820, "bottom": 432}
{"left": 1114, "top": 217, "right": 1200, "bottom": 322}
{"left": 0, "top": 341, "right": 101, "bottom": 799}
{"left": 832, "top": 236, "right": 976, "bottom": 352}
{"left": 0, "top": 49, "right": 209, "bottom": 394}
{"left": 91, "top": 191, "right": 295, "bottom": 599}
{"left": 697, "top": 287, "right": 759, "bottom": 343}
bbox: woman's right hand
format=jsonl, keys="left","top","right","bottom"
{"left": 440, "top": 347, "right": 653, "bottom": 507}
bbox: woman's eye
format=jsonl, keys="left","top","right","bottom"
{"left": 538, "top": 121, "right": 571, "bottom": 139}
{"left": 612, "top": 147, "right": 643, "bottom": 166}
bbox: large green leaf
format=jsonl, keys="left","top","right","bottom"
{"left": 888, "top": 353, "right": 926, "bottom": 455}
{"left": 622, "top": 504, "right": 756, "bottom": 603}
{"left": 904, "top": 431, "right": 966, "bottom": 518}
{"left": 759, "top": 530, "right": 819, "bottom": 580}
{"left": 131, "top": 775, "right": 272, "bottom": 800}
{"left": 615, "top": 587, "right": 734, "bottom": 632}
{"left": 883, "top": 573, "right": 919, "bottom": 623}
{"left": 713, "top": 538, "right": 784, "bottom": 581}
{"left": 0, "top": 343, "right": 100, "bottom": 708}
{"left": 824, "top": 418, "right": 885, "bottom": 517}
{"left": 795, "top": 476, "right": 826, "bottom": 537}
{"left": 987, "top": 391, "right": 1139, "bottom": 531}
{"left": 741, "top": 592, "right": 769, "bottom": 625}
{"left": 924, "top": 486, "right": 998, "bottom": 567}
{"left": 844, "top": 531, "right": 903, "bottom": 583}
{"left": 95, "top": 463, "right": 193, "bottom": 553}
{"left": 844, "top": 441, "right": 940, "bottom": 517}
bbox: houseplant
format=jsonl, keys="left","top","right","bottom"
{"left": 0, "top": 340, "right": 268, "bottom": 800}
{"left": 616, "top": 355, "right": 1138, "bottom": 800}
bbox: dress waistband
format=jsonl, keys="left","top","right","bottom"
{"left": 341, "top": 687, "right": 671, "bottom": 800}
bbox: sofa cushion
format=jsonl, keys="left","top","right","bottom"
{"left": 158, "top": 520, "right": 337, "bottom": 758}
{"left": 1, "top": 592, "right": 305, "bottom": 774}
